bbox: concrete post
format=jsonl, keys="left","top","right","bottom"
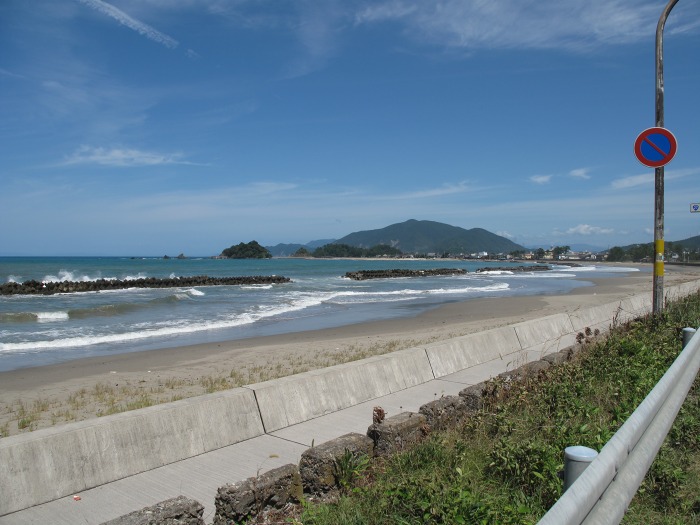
{"left": 563, "top": 446, "right": 598, "bottom": 491}
{"left": 682, "top": 327, "right": 696, "bottom": 348}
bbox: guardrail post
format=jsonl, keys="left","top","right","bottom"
{"left": 682, "top": 327, "right": 696, "bottom": 348}
{"left": 563, "top": 446, "right": 598, "bottom": 491}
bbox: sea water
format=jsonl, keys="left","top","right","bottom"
{"left": 0, "top": 257, "right": 642, "bottom": 372}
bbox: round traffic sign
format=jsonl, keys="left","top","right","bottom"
{"left": 634, "top": 127, "right": 677, "bottom": 168}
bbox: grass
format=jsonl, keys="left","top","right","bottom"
{"left": 295, "top": 294, "right": 700, "bottom": 524}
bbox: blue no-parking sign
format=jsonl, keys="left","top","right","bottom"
{"left": 634, "top": 127, "right": 677, "bottom": 168}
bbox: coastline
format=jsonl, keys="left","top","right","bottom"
{"left": 2, "top": 262, "right": 699, "bottom": 437}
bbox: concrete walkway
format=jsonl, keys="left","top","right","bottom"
{"left": 0, "top": 356, "right": 512, "bottom": 525}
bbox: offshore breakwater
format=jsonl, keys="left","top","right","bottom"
{"left": 0, "top": 275, "right": 291, "bottom": 296}
{"left": 343, "top": 265, "right": 552, "bottom": 280}
{"left": 344, "top": 268, "right": 467, "bottom": 280}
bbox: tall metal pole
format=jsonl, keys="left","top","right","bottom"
{"left": 653, "top": 0, "right": 680, "bottom": 314}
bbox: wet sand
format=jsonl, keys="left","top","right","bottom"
{"left": 1, "top": 263, "right": 698, "bottom": 437}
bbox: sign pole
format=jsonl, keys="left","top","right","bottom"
{"left": 652, "top": 0, "right": 679, "bottom": 314}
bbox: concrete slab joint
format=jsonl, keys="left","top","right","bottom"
{"left": 251, "top": 347, "right": 434, "bottom": 433}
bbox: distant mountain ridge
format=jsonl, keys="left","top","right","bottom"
{"left": 266, "top": 220, "right": 524, "bottom": 256}
{"left": 670, "top": 235, "right": 700, "bottom": 250}
{"left": 266, "top": 239, "right": 336, "bottom": 257}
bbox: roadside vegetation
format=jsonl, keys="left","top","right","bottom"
{"left": 293, "top": 295, "right": 700, "bottom": 524}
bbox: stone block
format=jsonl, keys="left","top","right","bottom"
{"left": 498, "top": 359, "right": 551, "bottom": 382}
{"left": 214, "top": 464, "right": 302, "bottom": 525}
{"left": 367, "top": 412, "right": 427, "bottom": 457}
{"left": 299, "top": 433, "right": 374, "bottom": 494}
{"left": 100, "top": 496, "right": 204, "bottom": 525}
{"left": 418, "top": 395, "right": 469, "bottom": 431}
{"left": 459, "top": 382, "right": 487, "bottom": 411}
{"left": 542, "top": 347, "right": 574, "bottom": 365}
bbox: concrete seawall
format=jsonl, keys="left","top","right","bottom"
{"left": 0, "top": 280, "right": 693, "bottom": 517}
{"left": 1, "top": 388, "right": 263, "bottom": 515}
{"left": 249, "top": 347, "right": 434, "bottom": 433}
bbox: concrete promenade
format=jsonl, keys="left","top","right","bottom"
{"left": 1, "top": 281, "right": 697, "bottom": 524}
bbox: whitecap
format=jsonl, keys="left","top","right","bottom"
{"left": 35, "top": 311, "right": 70, "bottom": 322}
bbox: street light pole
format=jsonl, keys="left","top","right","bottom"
{"left": 653, "top": 0, "right": 680, "bottom": 314}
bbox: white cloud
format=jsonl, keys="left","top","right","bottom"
{"left": 391, "top": 181, "right": 471, "bottom": 199}
{"left": 530, "top": 175, "right": 552, "bottom": 184}
{"left": 0, "top": 67, "right": 26, "bottom": 79}
{"left": 352, "top": 0, "right": 674, "bottom": 52}
{"left": 497, "top": 230, "right": 515, "bottom": 240}
{"left": 566, "top": 224, "right": 614, "bottom": 235}
{"left": 611, "top": 168, "right": 700, "bottom": 189}
{"left": 355, "top": 1, "right": 418, "bottom": 24}
{"left": 611, "top": 173, "right": 653, "bottom": 189}
{"left": 569, "top": 168, "right": 591, "bottom": 179}
{"left": 247, "top": 182, "right": 299, "bottom": 194}
{"left": 63, "top": 145, "right": 193, "bottom": 167}
{"left": 281, "top": 2, "right": 345, "bottom": 78}
{"left": 77, "top": 0, "right": 179, "bottom": 49}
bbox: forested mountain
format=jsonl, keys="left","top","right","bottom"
{"left": 334, "top": 219, "right": 524, "bottom": 255}
{"left": 266, "top": 239, "right": 336, "bottom": 257}
{"left": 673, "top": 235, "right": 700, "bottom": 250}
{"left": 264, "top": 220, "right": 523, "bottom": 256}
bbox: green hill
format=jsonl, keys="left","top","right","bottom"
{"left": 335, "top": 219, "right": 524, "bottom": 255}
{"left": 267, "top": 239, "right": 336, "bottom": 257}
{"left": 673, "top": 235, "right": 700, "bottom": 250}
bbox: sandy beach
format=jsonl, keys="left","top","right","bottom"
{"left": 2, "top": 262, "right": 699, "bottom": 437}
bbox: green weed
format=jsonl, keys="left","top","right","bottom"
{"left": 298, "top": 293, "right": 700, "bottom": 524}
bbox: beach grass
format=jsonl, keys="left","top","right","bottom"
{"left": 0, "top": 337, "right": 428, "bottom": 436}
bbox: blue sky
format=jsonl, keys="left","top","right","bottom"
{"left": 2, "top": 0, "right": 700, "bottom": 256}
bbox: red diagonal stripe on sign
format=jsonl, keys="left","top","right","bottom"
{"left": 643, "top": 136, "right": 669, "bottom": 158}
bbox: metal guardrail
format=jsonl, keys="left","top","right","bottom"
{"left": 538, "top": 327, "right": 700, "bottom": 525}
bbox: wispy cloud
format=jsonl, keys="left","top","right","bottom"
{"left": 281, "top": 2, "right": 345, "bottom": 78}
{"left": 63, "top": 145, "right": 194, "bottom": 167}
{"left": 611, "top": 167, "right": 700, "bottom": 189}
{"left": 390, "top": 181, "right": 472, "bottom": 199}
{"left": 0, "top": 67, "right": 26, "bottom": 79}
{"left": 77, "top": 0, "right": 179, "bottom": 49}
{"left": 566, "top": 224, "right": 614, "bottom": 235}
{"left": 611, "top": 173, "right": 652, "bottom": 189}
{"left": 530, "top": 175, "right": 552, "bottom": 184}
{"left": 353, "top": 0, "right": 686, "bottom": 52}
{"left": 569, "top": 168, "right": 591, "bottom": 179}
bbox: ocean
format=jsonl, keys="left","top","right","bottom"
{"left": 0, "top": 257, "right": 642, "bottom": 372}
